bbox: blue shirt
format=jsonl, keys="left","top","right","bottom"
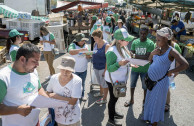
{"left": 92, "top": 43, "right": 107, "bottom": 70}
{"left": 171, "top": 21, "right": 186, "bottom": 37}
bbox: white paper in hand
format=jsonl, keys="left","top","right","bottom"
{"left": 30, "top": 95, "right": 68, "bottom": 108}
{"left": 126, "top": 58, "right": 150, "bottom": 66}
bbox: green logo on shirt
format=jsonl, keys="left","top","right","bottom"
{"left": 23, "top": 82, "right": 35, "bottom": 93}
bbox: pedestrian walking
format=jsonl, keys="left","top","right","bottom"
{"left": 6, "top": 29, "right": 24, "bottom": 62}
{"left": 143, "top": 27, "right": 189, "bottom": 126}
{"left": 68, "top": 33, "right": 90, "bottom": 101}
{"left": 0, "top": 43, "right": 48, "bottom": 126}
{"left": 40, "top": 26, "right": 56, "bottom": 80}
{"left": 92, "top": 29, "right": 110, "bottom": 104}
{"left": 47, "top": 56, "right": 82, "bottom": 126}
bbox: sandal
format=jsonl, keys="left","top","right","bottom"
{"left": 124, "top": 100, "right": 134, "bottom": 107}
{"left": 165, "top": 104, "right": 170, "bottom": 112}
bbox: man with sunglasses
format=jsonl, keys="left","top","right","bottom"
{"left": 124, "top": 25, "right": 154, "bottom": 107}
{"left": 0, "top": 43, "right": 48, "bottom": 126}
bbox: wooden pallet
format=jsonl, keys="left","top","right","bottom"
{"left": 0, "top": 46, "right": 6, "bottom": 61}
{"left": 0, "top": 56, "right": 6, "bottom": 65}
{"left": 0, "top": 46, "right": 6, "bottom": 55}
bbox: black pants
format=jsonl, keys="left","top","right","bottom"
{"left": 90, "top": 36, "right": 95, "bottom": 51}
{"left": 106, "top": 81, "right": 118, "bottom": 120}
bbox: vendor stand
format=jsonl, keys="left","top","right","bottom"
{"left": 51, "top": 1, "right": 108, "bottom": 44}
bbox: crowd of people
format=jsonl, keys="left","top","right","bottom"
{"left": 0, "top": 8, "right": 190, "bottom": 126}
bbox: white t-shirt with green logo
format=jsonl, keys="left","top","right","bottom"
{"left": 47, "top": 73, "right": 82, "bottom": 125}
{"left": 40, "top": 33, "right": 55, "bottom": 51}
{"left": 68, "top": 43, "right": 89, "bottom": 72}
{"left": 9, "top": 45, "right": 19, "bottom": 62}
{"left": 0, "top": 65, "right": 41, "bottom": 126}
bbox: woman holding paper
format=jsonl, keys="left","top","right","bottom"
{"left": 143, "top": 27, "right": 188, "bottom": 126}
{"left": 47, "top": 56, "right": 82, "bottom": 126}
{"left": 92, "top": 29, "right": 110, "bottom": 104}
{"left": 104, "top": 28, "right": 134, "bottom": 126}
{"left": 68, "top": 33, "right": 90, "bottom": 101}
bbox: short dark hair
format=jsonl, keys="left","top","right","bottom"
{"left": 16, "top": 43, "right": 40, "bottom": 61}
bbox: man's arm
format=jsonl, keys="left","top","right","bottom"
{"left": 39, "top": 87, "right": 49, "bottom": 98}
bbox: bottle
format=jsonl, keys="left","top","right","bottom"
{"left": 115, "top": 80, "right": 119, "bottom": 85}
{"left": 169, "top": 74, "right": 176, "bottom": 90}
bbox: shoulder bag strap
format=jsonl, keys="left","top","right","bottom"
{"left": 157, "top": 67, "right": 170, "bottom": 82}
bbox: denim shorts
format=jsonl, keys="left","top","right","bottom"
{"left": 130, "top": 71, "right": 147, "bottom": 90}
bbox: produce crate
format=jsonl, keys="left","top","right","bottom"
{"left": 21, "top": 20, "right": 45, "bottom": 40}
{"left": 6, "top": 19, "right": 45, "bottom": 40}
{"left": 49, "top": 12, "right": 64, "bottom": 26}
{"left": 0, "top": 56, "right": 6, "bottom": 65}
{"left": 47, "top": 25, "right": 65, "bottom": 53}
{"left": 6, "top": 18, "right": 22, "bottom": 30}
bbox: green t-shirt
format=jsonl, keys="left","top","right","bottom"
{"left": 113, "top": 13, "right": 119, "bottom": 22}
{"left": 131, "top": 38, "right": 154, "bottom": 73}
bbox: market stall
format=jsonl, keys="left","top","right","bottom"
{"left": 0, "top": 5, "right": 47, "bottom": 40}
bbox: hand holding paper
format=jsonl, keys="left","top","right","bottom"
{"left": 126, "top": 58, "right": 150, "bottom": 66}
{"left": 29, "top": 95, "right": 68, "bottom": 108}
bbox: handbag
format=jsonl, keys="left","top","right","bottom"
{"left": 109, "top": 67, "right": 129, "bottom": 98}
{"left": 145, "top": 69, "right": 169, "bottom": 91}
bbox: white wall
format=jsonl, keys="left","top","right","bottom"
{"left": 4, "top": 0, "right": 47, "bottom": 15}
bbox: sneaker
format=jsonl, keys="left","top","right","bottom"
{"left": 96, "top": 98, "right": 107, "bottom": 104}
{"left": 45, "top": 76, "right": 51, "bottom": 80}
{"left": 114, "top": 112, "right": 124, "bottom": 119}
{"left": 108, "top": 119, "right": 122, "bottom": 126}
{"left": 93, "top": 92, "right": 103, "bottom": 97}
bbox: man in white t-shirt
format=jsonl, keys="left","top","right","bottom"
{"left": 0, "top": 43, "right": 48, "bottom": 126}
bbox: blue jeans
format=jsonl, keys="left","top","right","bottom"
{"left": 75, "top": 70, "right": 87, "bottom": 97}
{"left": 130, "top": 71, "right": 147, "bottom": 90}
